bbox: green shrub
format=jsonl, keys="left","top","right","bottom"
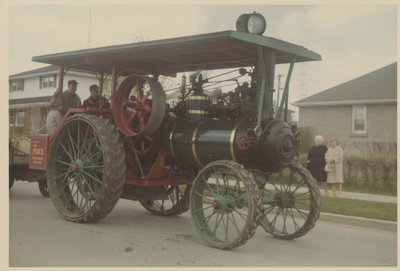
{"left": 297, "top": 126, "right": 313, "bottom": 154}
{"left": 344, "top": 155, "right": 397, "bottom": 190}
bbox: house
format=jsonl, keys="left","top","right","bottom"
{"left": 293, "top": 62, "right": 397, "bottom": 156}
{"left": 9, "top": 65, "right": 99, "bottom": 138}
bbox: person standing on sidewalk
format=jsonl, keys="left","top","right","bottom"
{"left": 306, "top": 135, "right": 329, "bottom": 196}
{"left": 325, "top": 137, "right": 344, "bottom": 197}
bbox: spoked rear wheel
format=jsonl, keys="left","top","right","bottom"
{"left": 257, "top": 163, "right": 320, "bottom": 239}
{"left": 190, "top": 160, "right": 262, "bottom": 249}
{"left": 47, "top": 114, "right": 126, "bottom": 222}
{"left": 140, "top": 185, "right": 190, "bottom": 216}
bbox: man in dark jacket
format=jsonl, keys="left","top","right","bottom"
{"left": 83, "top": 84, "right": 110, "bottom": 109}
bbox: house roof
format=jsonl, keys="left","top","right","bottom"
{"left": 32, "top": 30, "right": 321, "bottom": 76}
{"left": 10, "top": 65, "right": 96, "bottom": 80}
{"left": 293, "top": 62, "right": 397, "bottom": 107}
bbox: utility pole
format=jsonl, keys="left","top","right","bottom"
{"left": 300, "top": 63, "right": 307, "bottom": 97}
{"left": 87, "top": 10, "right": 92, "bottom": 48}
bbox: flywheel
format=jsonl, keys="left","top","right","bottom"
{"left": 113, "top": 75, "right": 166, "bottom": 137}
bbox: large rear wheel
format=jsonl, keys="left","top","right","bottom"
{"left": 47, "top": 114, "right": 126, "bottom": 222}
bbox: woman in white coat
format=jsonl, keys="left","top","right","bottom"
{"left": 325, "top": 137, "right": 344, "bottom": 197}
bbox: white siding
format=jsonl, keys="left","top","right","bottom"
{"left": 9, "top": 72, "right": 98, "bottom": 102}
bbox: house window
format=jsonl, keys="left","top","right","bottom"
{"left": 40, "top": 75, "right": 56, "bottom": 89}
{"left": 352, "top": 105, "right": 367, "bottom": 133}
{"left": 10, "top": 79, "right": 24, "bottom": 92}
{"left": 9, "top": 111, "right": 25, "bottom": 127}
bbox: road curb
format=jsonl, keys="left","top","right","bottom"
{"left": 319, "top": 212, "right": 397, "bottom": 232}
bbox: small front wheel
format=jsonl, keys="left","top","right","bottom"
{"left": 190, "top": 160, "right": 262, "bottom": 249}
{"left": 257, "top": 163, "right": 320, "bottom": 240}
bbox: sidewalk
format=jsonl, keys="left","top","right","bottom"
{"left": 318, "top": 190, "right": 397, "bottom": 232}
{"left": 321, "top": 190, "right": 397, "bottom": 203}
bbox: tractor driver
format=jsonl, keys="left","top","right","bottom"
{"left": 54, "top": 79, "right": 82, "bottom": 115}
{"left": 83, "top": 84, "right": 110, "bottom": 109}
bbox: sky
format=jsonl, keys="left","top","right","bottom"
{"left": 6, "top": 2, "right": 398, "bottom": 108}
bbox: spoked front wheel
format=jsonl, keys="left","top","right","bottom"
{"left": 257, "top": 163, "right": 320, "bottom": 240}
{"left": 190, "top": 160, "right": 262, "bottom": 249}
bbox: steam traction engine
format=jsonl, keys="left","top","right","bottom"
{"left": 30, "top": 13, "right": 322, "bottom": 249}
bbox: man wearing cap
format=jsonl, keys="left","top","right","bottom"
{"left": 83, "top": 84, "right": 110, "bottom": 109}
{"left": 55, "top": 80, "right": 82, "bottom": 115}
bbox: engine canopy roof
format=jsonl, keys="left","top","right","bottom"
{"left": 32, "top": 30, "right": 321, "bottom": 76}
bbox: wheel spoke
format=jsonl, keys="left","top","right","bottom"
{"left": 224, "top": 194, "right": 246, "bottom": 203}
{"left": 79, "top": 124, "right": 91, "bottom": 158}
{"left": 83, "top": 149, "right": 103, "bottom": 165}
{"left": 227, "top": 212, "right": 241, "bottom": 235}
{"left": 288, "top": 208, "right": 302, "bottom": 231}
{"left": 59, "top": 142, "right": 74, "bottom": 162}
{"left": 204, "top": 210, "right": 217, "bottom": 224}
{"left": 213, "top": 213, "right": 224, "bottom": 235}
{"left": 81, "top": 170, "right": 102, "bottom": 184}
{"left": 193, "top": 204, "right": 214, "bottom": 213}
{"left": 127, "top": 111, "right": 138, "bottom": 125}
{"left": 55, "top": 158, "right": 71, "bottom": 167}
{"left": 230, "top": 207, "right": 248, "bottom": 221}
{"left": 67, "top": 130, "right": 78, "bottom": 159}
{"left": 194, "top": 191, "right": 213, "bottom": 202}
{"left": 222, "top": 214, "right": 229, "bottom": 242}
{"left": 293, "top": 206, "right": 309, "bottom": 220}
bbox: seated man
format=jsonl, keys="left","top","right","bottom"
{"left": 83, "top": 84, "right": 110, "bottom": 109}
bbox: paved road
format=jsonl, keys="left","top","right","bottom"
{"left": 9, "top": 182, "right": 397, "bottom": 267}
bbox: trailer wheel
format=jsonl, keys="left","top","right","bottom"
{"left": 38, "top": 179, "right": 50, "bottom": 197}
{"left": 257, "top": 162, "right": 320, "bottom": 240}
{"left": 47, "top": 114, "right": 126, "bottom": 223}
{"left": 9, "top": 175, "right": 15, "bottom": 190}
{"left": 190, "top": 160, "right": 262, "bottom": 249}
{"left": 140, "top": 185, "right": 190, "bottom": 216}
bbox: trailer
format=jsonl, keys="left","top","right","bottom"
{"left": 9, "top": 136, "right": 49, "bottom": 197}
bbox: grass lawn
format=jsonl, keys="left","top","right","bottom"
{"left": 320, "top": 196, "right": 397, "bottom": 222}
